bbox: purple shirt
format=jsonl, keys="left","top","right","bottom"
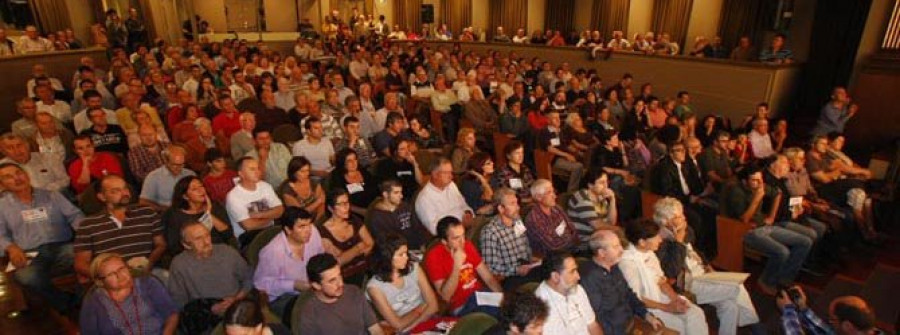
{"left": 79, "top": 276, "right": 178, "bottom": 335}
{"left": 253, "top": 228, "right": 325, "bottom": 300}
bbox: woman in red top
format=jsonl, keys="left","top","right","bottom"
{"left": 527, "top": 98, "right": 550, "bottom": 131}
{"left": 200, "top": 148, "right": 237, "bottom": 205}
{"left": 68, "top": 135, "right": 124, "bottom": 194}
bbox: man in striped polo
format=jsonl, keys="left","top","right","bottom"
{"left": 73, "top": 174, "right": 166, "bottom": 282}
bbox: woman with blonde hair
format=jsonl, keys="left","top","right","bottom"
{"left": 80, "top": 253, "right": 179, "bottom": 335}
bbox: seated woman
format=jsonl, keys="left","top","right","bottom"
{"left": 366, "top": 234, "right": 440, "bottom": 333}
{"left": 319, "top": 189, "right": 375, "bottom": 286}
{"left": 161, "top": 176, "right": 236, "bottom": 264}
{"left": 222, "top": 298, "right": 291, "bottom": 335}
{"left": 409, "top": 117, "right": 442, "bottom": 151}
{"left": 652, "top": 197, "right": 760, "bottom": 335}
{"left": 695, "top": 114, "right": 721, "bottom": 148}
{"left": 490, "top": 140, "right": 536, "bottom": 207}
{"left": 330, "top": 148, "right": 379, "bottom": 217}
{"left": 278, "top": 156, "right": 325, "bottom": 219}
{"left": 80, "top": 253, "right": 179, "bottom": 335}
{"left": 826, "top": 132, "right": 873, "bottom": 179}
{"left": 618, "top": 219, "right": 709, "bottom": 335}
{"left": 450, "top": 127, "right": 480, "bottom": 175}
{"left": 459, "top": 152, "right": 496, "bottom": 216}
{"left": 170, "top": 104, "right": 202, "bottom": 144}
{"left": 562, "top": 112, "right": 599, "bottom": 164}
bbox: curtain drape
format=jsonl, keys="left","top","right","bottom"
{"left": 717, "top": 0, "right": 778, "bottom": 54}
{"left": 488, "top": 0, "right": 527, "bottom": 40}
{"left": 794, "top": 0, "right": 872, "bottom": 119}
{"left": 441, "top": 0, "right": 472, "bottom": 36}
{"left": 28, "top": 0, "right": 72, "bottom": 34}
{"left": 394, "top": 0, "right": 423, "bottom": 33}
{"left": 651, "top": 0, "right": 693, "bottom": 51}
{"left": 544, "top": 0, "right": 575, "bottom": 33}
{"left": 591, "top": 0, "right": 631, "bottom": 39}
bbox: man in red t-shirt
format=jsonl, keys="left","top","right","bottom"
{"left": 424, "top": 216, "right": 502, "bottom": 316}
{"left": 212, "top": 96, "right": 242, "bottom": 139}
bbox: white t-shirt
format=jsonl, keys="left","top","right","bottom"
{"left": 225, "top": 181, "right": 283, "bottom": 237}
{"left": 414, "top": 182, "right": 472, "bottom": 234}
{"left": 36, "top": 101, "right": 73, "bottom": 123}
{"left": 618, "top": 244, "right": 670, "bottom": 304}
{"left": 535, "top": 281, "right": 597, "bottom": 335}
{"left": 291, "top": 138, "right": 335, "bottom": 172}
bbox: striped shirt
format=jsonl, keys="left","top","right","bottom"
{"left": 74, "top": 205, "right": 162, "bottom": 260}
{"left": 567, "top": 189, "right": 613, "bottom": 245}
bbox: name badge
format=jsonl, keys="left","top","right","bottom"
{"left": 550, "top": 138, "right": 561, "bottom": 147}
{"left": 397, "top": 170, "right": 413, "bottom": 177}
{"left": 555, "top": 221, "right": 567, "bottom": 236}
{"left": 509, "top": 178, "right": 523, "bottom": 189}
{"left": 347, "top": 183, "right": 365, "bottom": 194}
{"left": 513, "top": 220, "right": 527, "bottom": 237}
{"left": 22, "top": 207, "right": 49, "bottom": 224}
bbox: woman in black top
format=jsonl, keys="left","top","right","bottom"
{"left": 161, "top": 176, "right": 236, "bottom": 266}
{"left": 459, "top": 152, "right": 496, "bottom": 216}
{"left": 320, "top": 189, "right": 375, "bottom": 286}
{"left": 330, "top": 148, "right": 379, "bottom": 217}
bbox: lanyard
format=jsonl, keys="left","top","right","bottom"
{"left": 110, "top": 292, "right": 143, "bottom": 335}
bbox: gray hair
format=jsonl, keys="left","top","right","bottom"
{"left": 530, "top": 179, "right": 553, "bottom": 198}
{"left": 784, "top": 147, "right": 804, "bottom": 161}
{"left": 588, "top": 227, "right": 622, "bottom": 251}
{"left": 652, "top": 197, "right": 683, "bottom": 226}
{"left": 180, "top": 221, "right": 209, "bottom": 246}
{"left": 193, "top": 117, "right": 211, "bottom": 130}
{"left": 493, "top": 187, "right": 517, "bottom": 206}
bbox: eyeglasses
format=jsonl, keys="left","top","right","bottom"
{"left": 334, "top": 201, "right": 351, "bottom": 207}
{"left": 99, "top": 266, "right": 130, "bottom": 280}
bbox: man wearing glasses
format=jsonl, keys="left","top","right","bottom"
{"left": 534, "top": 251, "right": 604, "bottom": 335}
{"left": 140, "top": 144, "right": 196, "bottom": 212}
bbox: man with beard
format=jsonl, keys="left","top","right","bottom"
{"left": 368, "top": 180, "right": 431, "bottom": 250}
{"left": 534, "top": 251, "right": 604, "bottom": 334}
{"left": 74, "top": 174, "right": 166, "bottom": 281}
{"left": 297, "top": 253, "right": 384, "bottom": 334}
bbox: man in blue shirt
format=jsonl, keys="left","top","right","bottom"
{"left": 0, "top": 162, "right": 84, "bottom": 314}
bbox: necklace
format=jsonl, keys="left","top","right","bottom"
{"left": 110, "top": 290, "right": 143, "bottom": 335}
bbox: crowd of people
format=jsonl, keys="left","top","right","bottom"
{"left": 0, "top": 6, "right": 887, "bottom": 335}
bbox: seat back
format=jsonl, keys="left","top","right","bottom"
{"left": 244, "top": 226, "right": 284, "bottom": 269}
{"left": 289, "top": 291, "right": 316, "bottom": 335}
{"left": 493, "top": 134, "right": 512, "bottom": 167}
{"left": 447, "top": 312, "right": 499, "bottom": 335}
{"left": 533, "top": 149, "right": 553, "bottom": 181}
{"left": 709, "top": 182, "right": 756, "bottom": 272}
{"left": 641, "top": 191, "right": 662, "bottom": 219}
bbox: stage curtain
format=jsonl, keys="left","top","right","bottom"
{"left": 717, "top": 0, "right": 777, "bottom": 54}
{"left": 394, "top": 0, "right": 423, "bottom": 32}
{"left": 28, "top": 0, "right": 72, "bottom": 34}
{"left": 591, "top": 0, "right": 631, "bottom": 38}
{"left": 651, "top": 0, "right": 693, "bottom": 52}
{"left": 488, "top": 0, "right": 527, "bottom": 40}
{"left": 544, "top": 0, "right": 575, "bottom": 33}
{"left": 441, "top": 0, "right": 472, "bottom": 36}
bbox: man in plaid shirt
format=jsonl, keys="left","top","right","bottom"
{"left": 479, "top": 188, "right": 543, "bottom": 291}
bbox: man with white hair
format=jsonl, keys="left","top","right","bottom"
{"left": 230, "top": 112, "right": 256, "bottom": 161}
{"left": 653, "top": 197, "right": 760, "bottom": 335}
{"left": 274, "top": 77, "right": 296, "bottom": 111}
{"left": 415, "top": 158, "right": 474, "bottom": 235}
{"left": 524, "top": 179, "right": 579, "bottom": 256}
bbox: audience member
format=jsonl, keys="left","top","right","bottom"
{"left": 368, "top": 179, "right": 432, "bottom": 249}
{"left": 67, "top": 135, "right": 124, "bottom": 195}
{"left": 296, "top": 253, "right": 385, "bottom": 334}
{"left": 0, "top": 133, "right": 70, "bottom": 192}
{"left": 161, "top": 176, "right": 235, "bottom": 261}
{"left": 318, "top": 189, "right": 375, "bottom": 285}
{"left": 139, "top": 144, "right": 195, "bottom": 211}
{"left": 534, "top": 251, "right": 604, "bottom": 335}
{"left": 225, "top": 157, "right": 285, "bottom": 247}
{"left": 366, "top": 234, "right": 439, "bottom": 332}
{"left": 415, "top": 157, "right": 474, "bottom": 234}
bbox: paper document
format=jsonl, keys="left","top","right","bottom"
{"left": 4, "top": 251, "right": 38, "bottom": 273}
{"left": 694, "top": 272, "right": 750, "bottom": 284}
{"left": 475, "top": 291, "right": 504, "bottom": 307}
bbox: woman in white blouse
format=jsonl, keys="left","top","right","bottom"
{"left": 618, "top": 218, "right": 709, "bottom": 335}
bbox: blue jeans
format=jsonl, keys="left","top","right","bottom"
{"left": 744, "top": 226, "right": 812, "bottom": 287}
{"left": 453, "top": 290, "right": 501, "bottom": 318}
{"left": 12, "top": 242, "right": 78, "bottom": 313}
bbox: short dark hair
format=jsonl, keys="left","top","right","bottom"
{"left": 466, "top": 152, "right": 492, "bottom": 174}
{"left": 82, "top": 90, "right": 102, "bottom": 101}
{"left": 500, "top": 291, "right": 549, "bottom": 332}
{"left": 304, "top": 116, "right": 321, "bottom": 130}
{"left": 204, "top": 148, "right": 225, "bottom": 163}
{"left": 385, "top": 111, "right": 404, "bottom": 128}
{"left": 436, "top": 216, "right": 462, "bottom": 240}
{"left": 279, "top": 206, "right": 314, "bottom": 230}
{"left": 624, "top": 218, "right": 661, "bottom": 245}
{"left": 542, "top": 250, "right": 573, "bottom": 279}
{"left": 235, "top": 156, "right": 255, "bottom": 172}
{"left": 504, "top": 140, "right": 524, "bottom": 159}
{"left": 306, "top": 253, "right": 339, "bottom": 284}
{"left": 380, "top": 179, "right": 402, "bottom": 194}
{"left": 342, "top": 115, "right": 359, "bottom": 127}
{"left": 677, "top": 91, "right": 689, "bottom": 98}
{"left": 286, "top": 156, "right": 311, "bottom": 182}
{"left": 224, "top": 299, "right": 265, "bottom": 327}
{"left": 326, "top": 187, "right": 349, "bottom": 209}
{"left": 251, "top": 127, "right": 270, "bottom": 139}
{"left": 737, "top": 165, "right": 762, "bottom": 181}
{"left": 832, "top": 299, "right": 876, "bottom": 331}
